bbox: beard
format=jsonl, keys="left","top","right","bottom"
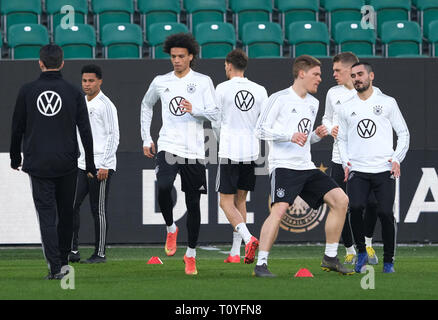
{"left": 354, "top": 80, "right": 371, "bottom": 92}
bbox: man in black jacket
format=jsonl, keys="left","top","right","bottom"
{"left": 10, "top": 44, "right": 96, "bottom": 280}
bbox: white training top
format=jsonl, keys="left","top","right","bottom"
{"left": 323, "top": 85, "right": 381, "bottom": 164}
{"left": 337, "top": 88, "right": 410, "bottom": 173}
{"left": 255, "top": 87, "right": 322, "bottom": 174}
{"left": 78, "top": 91, "right": 120, "bottom": 171}
{"left": 140, "top": 69, "right": 219, "bottom": 160}
{"left": 215, "top": 77, "right": 268, "bottom": 162}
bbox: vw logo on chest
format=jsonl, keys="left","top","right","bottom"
{"left": 357, "top": 119, "right": 377, "bottom": 138}
{"left": 37, "top": 91, "right": 62, "bottom": 117}
{"left": 169, "top": 96, "right": 186, "bottom": 116}
{"left": 298, "top": 118, "right": 312, "bottom": 135}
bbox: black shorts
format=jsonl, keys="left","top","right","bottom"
{"left": 155, "top": 151, "right": 207, "bottom": 194}
{"left": 270, "top": 168, "right": 339, "bottom": 209}
{"left": 215, "top": 158, "right": 256, "bottom": 194}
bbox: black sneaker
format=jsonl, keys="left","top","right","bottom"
{"left": 44, "top": 272, "right": 66, "bottom": 280}
{"left": 321, "top": 255, "right": 355, "bottom": 275}
{"left": 253, "top": 263, "right": 276, "bottom": 278}
{"left": 80, "top": 254, "right": 106, "bottom": 264}
{"left": 68, "top": 251, "right": 81, "bottom": 263}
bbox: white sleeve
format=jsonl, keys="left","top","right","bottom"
{"left": 212, "top": 84, "right": 224, "bottom": 142}
{"left": 140, "top": 78, "right": 159, "bottom": 147}
{"left": 191, "top": 77, "right": 219, "bottom": 123}
{"left": 322, "top": 91, "right": 334, "bottom": 134}
{"left": 389, "top": 99, "right": 410, "bottom": 164}
{"left": 337, "top": 109, "right": 350, "bottom": 168}
{"left": 255, "top": 96, "right": 293, "bottom": 142}
{"left": 101, "top": 102, "right": 120, "bottom": 169}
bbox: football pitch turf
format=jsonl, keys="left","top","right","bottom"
{"left": 0, "top": 244, "right": 437, "bottom": 300}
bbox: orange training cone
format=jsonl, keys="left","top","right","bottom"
{"left": 147, "top": 256, "right": 163, "bottom": 264}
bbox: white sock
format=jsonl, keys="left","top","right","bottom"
{"left": 166, "top": 223, "right": 177, "bottom": 233}
{"left": 186, "top": 247, "right": 196, "bottom": 258}
{"left": 365, "top": 237, "right": 373, "bottom": 247}
{"left": 346, "top": 245, "right": 356, "bottom": 255}
{"left": 235, "top": 223, "right": 252, "bottom": 244}
{"left": 230, "top": 232, "right": 242, "bottom": 256}
{"left": 324, "top": 243, "right": 339, "bottom": 258}
{"left": 256, "top": 251, "right": 269, "bottom": 266}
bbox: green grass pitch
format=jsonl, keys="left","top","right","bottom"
{"left": 0, "top": 245, "right": 437, "bottom": 300}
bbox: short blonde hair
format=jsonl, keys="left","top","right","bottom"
{"left": 293, "top": 55, "right": 321, "bottom": 79}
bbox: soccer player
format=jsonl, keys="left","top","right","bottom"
{"left": 140, "top": 33, "right": 218, "bottom": 275}
{"left": 253, "top": 55, "right": 353, "bottom": 277}
{"left": 10, "top": 45, "right": 96, "bottom": 280}
{"left": 323, "top": 52, "right": 379, "bottom": 265}
{"left": 337, "top": 62, "right": 410, "bottom": 273}
{"left": 69, "top": 64, "right": 120, "bottom": 264}
{"left": 214, "top": 49, "right": 268, "bottom": 264}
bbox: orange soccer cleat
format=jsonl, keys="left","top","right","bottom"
{"left": 244, "top": 236, "right": 259, "bottom": 264}
{"left": 224, "top": 255, "right": 241, "bottom": 263}
{"left": 183, "top": 255, "right": 198, "bottom": 275}
{"left": 164, "top": 227, "right": 179, "bottom": 256}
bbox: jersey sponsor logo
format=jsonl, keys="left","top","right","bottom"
{"left": 357, "top": 119, "right": 376, "bottom": 138}
{"left": 37, "top": 91, "right": 62, "bottom": 117}
{"left": 373, "top": 105, "right": 383, "bottom": 115}
{"left": 169, "top": 96, "right": 187, "bottom": 116}
{"left": 234, "top": 90, "right": 255, "bottom": 111}
{"left": 298, "top": 118, "right": 312, "bottom": 135}
{"left": 187, "top": 83, "right": 197, "bottom": 94}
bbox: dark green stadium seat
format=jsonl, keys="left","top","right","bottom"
{"left": 287, "top": 21, "right": 330, "bottom": 58}
{"left": 425, "top": 20, "right": 438, "bottom": 56}
{"left": 184, "top": 0, "right": 227, "bottom": 32}
{"left": 138, "top": 0, "right": 181, "bottom": 39}
{"left": 55, "top": 24, "right": 96, "bottom": 59}
{"left": 101, "top": 23, "right": 143, "bottom": 59}
{"left": 369, "top": 0, "right": 412, "bottom": 37}
{"left": 194, "top": 22, "right": 236, "bottom": 58}
{"left": 324, "top": 0, "right": 365, "bottom": 37}
{"left": 416, "top": 0, "right": 438, "bottom": 33}
{"left": 381, "top": 21, "right": 422, "bottom": 57}
{"left": 334, "top": 21, "right": 377, "bottom": 57}
{"left": 92, "top": 0, "right": 134, "bottom": 39}
{"left": 242, "top": 22, "right": 283, "bottom": 58}
{"left": 277, "top": 0, "right": 319, "bottom": 32}
{"left": 8, "top": 24, "right": 49, "bottom": 60}
{"left": 147, "top": 22, "right": 188, "bottom": 59}
{"left": 230, "top": 0, "right": 273, "bottom": 39}
{"left": 1, "top": 0, "right": 42, "bottom": 42}
{"left": 46, "top": 0, "right": 88, "bottom": 36}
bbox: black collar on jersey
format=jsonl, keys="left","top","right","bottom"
{"left": 39, "top": 71, "right": 63, "bottom": 79}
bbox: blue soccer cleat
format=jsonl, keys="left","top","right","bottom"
{"left": 355, "top": 252, "right": 368, "bottom": 273}
{"left": 383, "top": 262, "right": 395, "bottom": 273}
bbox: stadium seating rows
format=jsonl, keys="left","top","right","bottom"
{"left": 1, "top": 0, "right": 438, "bottom": 59}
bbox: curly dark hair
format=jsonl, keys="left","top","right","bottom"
{"left": 163, "top": 33, "right": 199, "bottom": 66}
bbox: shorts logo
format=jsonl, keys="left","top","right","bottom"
{"left": 373, "top": 105, "right": 383, "bottom": 115}
{"left": 357, "top": 119, "right": 376, "bottom": 138}
{"left": 235, "top": 90, "right": 255, "bottom": 111}
{"left": 169, "top": 96, "right": 186, "bottom": 116}
{"left": 276, "top": 188, "right": 285, "bottom": 198}
{"left": 37, "top": 91, "right": 62, "bottom": 117}
{"left": 298, "top": 118, "right": 312, "bottom": 135}
{"left": 276, "top": 196, "right": 329, "bottom": 233}
{"left": 187, "top": 83, "right": 196, "bottom": 94}
{"left": 348, "top": 171, "right": 355, "bottom": 180}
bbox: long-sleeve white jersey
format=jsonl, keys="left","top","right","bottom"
{"left": 78, "top": 91, "right": 120, "bottom": 170}
{"left": 323, "top": 85, "right": 381, "bottom": 164}
{"left": 337, "top": 88, "right": 410, "bottom": 173}
{"left": 215, "top": 77, "right": 268, "bottom": 162}
{"left": 255, "top": 87, "right": 322, "bottom": 174}
{"left": 140, "top": 69, "right": 218, "bottom": 160}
